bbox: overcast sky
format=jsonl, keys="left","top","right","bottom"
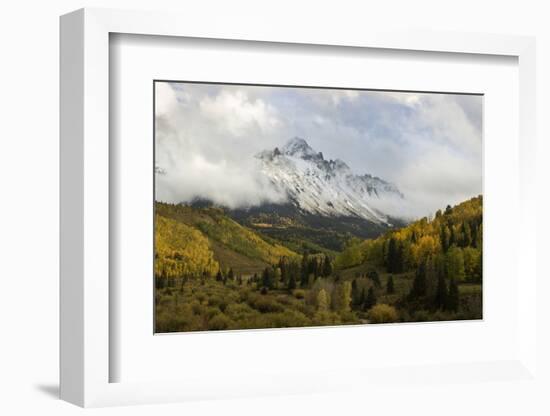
{"left": 155, "top": 81, "right": 482, "bottom": 219}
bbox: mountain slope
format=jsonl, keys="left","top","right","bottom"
{"left": 155, "top": 202, "right": 298, "bottom": 272}
{"left": 256, "top": 137, "right": 404, "bottom": 226}
{"left": 155, "top": 214, "right": 219, "bottom": 278}
{"left": 335, "top": 195, "right": 483, "bottom": 275}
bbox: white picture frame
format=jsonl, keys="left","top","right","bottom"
{"left": 60, "top": 7, "right": 538, "bottom": 408}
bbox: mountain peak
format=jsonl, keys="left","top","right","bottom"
{"left": 281, "top": 137, "right": 316, "bottom": 157}
{"left": 329, "top": 158, "right": 350, "bottom": 173}
{"left": 256, "top": 138, "right": 404, "bottom": 225}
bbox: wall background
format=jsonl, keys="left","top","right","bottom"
{"left": 0, "top": 1, "right": 548, "bottom": 414}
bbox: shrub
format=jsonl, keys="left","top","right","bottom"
{"left": 293, "top": 289, "right": 306, "bottom": 299}
{"left": 248, "top": 296, "right": 284, "bottom": 313}
{"left": 208, "top": 313, "right": 233, "bottom": 330}
{"left": 413, "top": 310, "right": 431, "bottom": 322}
{"left": 269, "top": 310, "right": 310, "bottom": 328}
{"left": 367, "top": 304, "right": 398, "bottom": 324}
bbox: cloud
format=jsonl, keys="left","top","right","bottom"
{"left": 154, "top": 83, "right": 286, "bottom": 208}
{"left": 155, "top": 82, "right": 482, "bottom": 219}
{"left": 199, "top": 90, "right": 280, "bottom": 136}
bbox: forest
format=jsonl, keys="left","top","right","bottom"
{"left": 155, "top": 196, "right": 482, "bottom": 332}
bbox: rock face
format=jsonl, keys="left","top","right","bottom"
{"left": 256, "top": 137, "right": 404, "bottom": 225}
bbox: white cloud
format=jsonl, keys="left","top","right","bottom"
{"left": 155, "top": 82, "right": 482, "bottom": 219}
{"left": 154, "top": 83, "right": 287, "bottom": 208}
{"left": 199, "top": 89, "right": 280, "bottom": 136}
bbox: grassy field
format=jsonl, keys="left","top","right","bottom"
{"left": 155, "top": 279, "right": 360, "bottom": 332}
{"left": 155, "top": 265, "right": 482, "bottom": 333}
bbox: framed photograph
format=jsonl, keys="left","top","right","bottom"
{"left": 60, "top": 8, "right": 538, "bottom": 408}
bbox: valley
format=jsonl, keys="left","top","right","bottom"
{"left": 155, "top": 195, "right": 483, "bottom": 332}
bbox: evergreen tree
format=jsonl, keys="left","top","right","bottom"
{"left": 449, "top": 226, "right": 456, "bottom": 247}
{"left": 278, "top": 257, "right": 288, "bottom": 284}
{"left": 227, "top": 268, "right": 234, "bottom": 281}
{"left": 368, "top": 269, "right": 381, "bottom": 288}
{"left": 301, "top": 253, "right": 309, "bottom": 287}
{"left": 440, "top": 225, "right": 450, "bottom": 252}
{"left": 364, "top": 286, "right": 377, "bottom": 311}
{"left": 387, "top": 237, "right": 398, "bottom": 273}
{"left": 386, "top": 275, "right": 395, "bottom": 294}
{"left": 351, "top": 279, "right": 361, "bottom": 307}
{"left": 447, "top": 278, "right": 459, "bottom": 312}
{"left": 410, "top": 259, "right": 427, "bottom": 299}
{"left": 215, "top": 270, "right": 223, "bottom": 282}
{"left": 396, "top": 243, "right": 404, "bottom": 273}
{"left": 262, "top": 267, "right": 273, "bottom": 289}
{"left": 322, "top": 254, "right": 333, "bottom": 277}
{"left": 287, "top": 274, "right": 297, "bottom": 292}
{"left": 434, "top": 272, "right": 448, "bottom": 310}
{"left": 310, "top": 256, "right": 319, "bottom": 278}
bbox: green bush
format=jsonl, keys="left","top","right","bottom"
{"left": 208, "top": 313, "right": 233, "bottom": 330}
{"left": 367, "top": 304, "right": 398, "bottom": 324}
{"left": 293, "top": 289, "right": 306, "bottom": 299}
{"left": 248, "top": 296, "right": 284, "bottom": 313}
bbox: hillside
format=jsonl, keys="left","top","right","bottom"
{"left": 335, "top": 195, "right": 482, "bottom": 275}
{"left": 228, "top": 202, "right": 395, "bottom": 253}
{"left": 155, "top": 202, "right": 298, "bottom": 277}
{"left": 155, "top": 214, "right": 219, "bottom": 279}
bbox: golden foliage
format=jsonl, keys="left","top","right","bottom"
{"left": 367, "top": 304, "right": 398, "bottom": 323}
{"left": 155, "top": 214, "right": 219, "bottom": 279}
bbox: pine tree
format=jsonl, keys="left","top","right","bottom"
{"left": 351, "top": 279, "right": 361, "bottom": 307}
{"left": 386, "top": 275, "right": 395, "bottom": 294}
{"left": 440, "top": 225, "right": 450, "bottom": 252}
{"left": 262, "top": 267, "right": 273, "bottom": 289}
{"left": 215, "top": 270, "right": 223, "bottom": 282}
{"left": 447, "top": 278, "right": 459, "bottom": 312}
{"left": 368, "top": 269, "right": 381, "bottom": 288}
{"left": 396, "top": 243, "right": 404, "bottom": 273}
{"left": 310, "top": 256, "right": 319, "bottom": 278}
{"left": 449, "top": 226, "right": 456, "bottom": 247}
{"left": 434, "top": 272, "right": 448, "bottom": 310}
{"left": 387, "top": 237, "right": 398, "bottom": 273}
{"left": 322, "top": 254, "right": 332, "bottom": 277}
{"left": 359, "top": 288, "right": 366, "bottom": 306}
{"left": 301, "top": 253, "right": 309, "bottom": 287}
{"left": 287, "top": 274, "right": 297, "bottom": 292}
{"left": 228, "top": 268, "right": 234, "bottom": 281}
{"left": 364, "top": 286, "right": 377, "bottom": 311}
{"left": 410, "top": 259, "right": 427, "bottom": 299}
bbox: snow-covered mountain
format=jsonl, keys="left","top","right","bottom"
{"left": 256, "top": 137, "right": 404, "bottom": 226}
